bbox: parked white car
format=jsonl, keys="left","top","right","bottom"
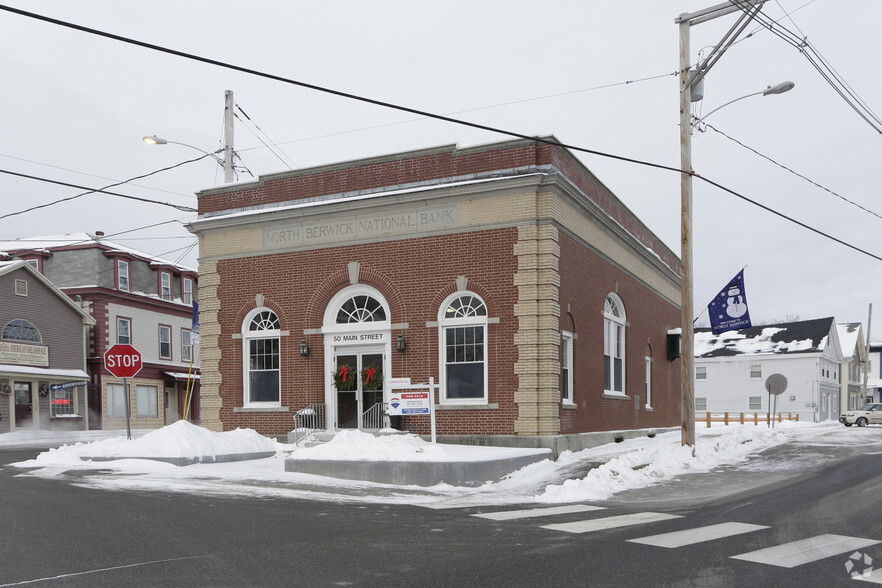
{"left": 840, "top": 403, "right": 882, "bottom": 427}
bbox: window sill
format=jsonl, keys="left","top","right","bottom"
{"left": 436, "top": 403, "right": 499, "bottom": 410}
{"left": 644, "top": 406, "right": 654, "bottom": 412}
{"left": 235, "top": 406, "right": 289, "bottom": 413}
{"left": 602, "top": 393, "right": 630, "bottom": 401}
{"left": 562, "top": 402, "right": 578, "bottom": 410}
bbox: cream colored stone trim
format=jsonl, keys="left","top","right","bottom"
{"left": 196, "top": 258, "right": 223, "bottom": 432}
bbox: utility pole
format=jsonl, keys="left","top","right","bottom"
{"left": 224, "top": 89, "right": 235, "bottom": 183}
{"left": 862, "top": 303, "right": 872, "bottom": 405}
{"left": 675, "top": 0, "right": 767, "bottom": 447}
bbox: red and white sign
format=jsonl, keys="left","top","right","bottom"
{"left": 387, "top": 391, "right": 431, "bottom": 416}
{"left": 104, "top": 344, "right": 143, "bottom": 378}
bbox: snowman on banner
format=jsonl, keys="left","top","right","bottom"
{"left": 725, "top": 281, "right": 748, "bottom": 318}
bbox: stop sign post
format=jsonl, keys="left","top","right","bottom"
{"left": 105, "top": 344, "right": 142, "bottom": 439}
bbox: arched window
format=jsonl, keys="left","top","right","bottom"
{"left": 336, "top": 294, "right": 387, "bottom": 324}
{"left": 242, "top": 309, "right": 281, "bottom": 405}
{"left": 2, "top": 319, "right": 41, "bottom": 343}
{"left": 438, "top": 292, "right": 488, "bottom": 403}
{"left": 603, "top": 294, "right": 626, "bottom": 394}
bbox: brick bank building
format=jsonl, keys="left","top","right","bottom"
{"left": 188, "top": 137, "right": 682, "bottom": 448}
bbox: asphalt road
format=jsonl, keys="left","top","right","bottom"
{"left": 2, "top": 432, "right": 881, "bottom": 587}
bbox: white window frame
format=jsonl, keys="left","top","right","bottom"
{"left": 117, "top": 317, "right": 131, "bottom": 345}
{"left": 242, "top": 307, "right": 281, "bottom": 407}
{"left": 182, "top": 277, "right": 193, "bottom": 305}
{"left": 160, "top": 272, "right": 172, "bottom": 301}
{"left": 159, "top": 324, "right": 172, "bottom": 360}
{"left": 50, "top": 386, "right": 76, "bottom": 417}
{"left": 696, "top": 365, "right": 707, "bottom": 380}
{"left": 749, "top": 396, "right": 762, "bottom": 411}
{"left": 750, "top": 364, "right": 762, "bottom": 378}
{"left": 562, "top": 331, "right": 574, "bottom": 405}
{"left": 603, "top": 293, "right": 626, "bottom": 395}
{"left": 644, "top": 356, "right": 652, "bottom": 409}
{"left": 107, "top": 383, "right": 128, "bottom": 418}
{"left": 695, "top": 397, "right": 707, "bottom": 412}
{"left": 182, "top": 328, "right": 193, "bottom": 363}
{"left": 118, "top": 260, "right": 130, "bottom": 292}
{"left": 438, "top": 291, "right": 488, "bottom": 405}
{"left": 136, "top": 385, "right": 158, "bottom": 417}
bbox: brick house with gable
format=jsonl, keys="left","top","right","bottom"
{"left": 188, "top": 137, "right": 682, "bottom": 449}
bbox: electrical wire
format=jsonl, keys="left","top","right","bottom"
{"left": 0, "top": 160, "right": 203, "bottom": 218}
{"left": 700, "top": 120, "right": 882, "bottom": 221}
{"left": 234, "top": 103, "right": 297, "bottom": 169}
{"left": 2, "top": 4, "right": 880, "bottom": 264}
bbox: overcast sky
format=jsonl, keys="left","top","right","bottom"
{"left": 2, "top": 1, "right": 880, "bottom": 340}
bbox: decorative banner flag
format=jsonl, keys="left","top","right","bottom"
{"left": 192, "top": 301, "right": 200, "bottom": 344}
{"left": 707, "top": 269, "right": 752, "bottom": 335}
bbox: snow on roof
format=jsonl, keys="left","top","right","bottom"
{"left": 695, "top": 317, "right": 835, "bottom": 358}
{"left": 0, "top": 232, "right": 195, "bottom": 273}
{"left": 836, "top": 322, "right": 862, "bottom": 358}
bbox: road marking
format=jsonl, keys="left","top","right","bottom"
{"left": 731, "top": 534, "right": 880, "bottom": 568}
{"left": 628, "top": 522, "right": 770, "bottom": 548}
{"left": 472, "top": 504, "right": 605, "bottom": 521}
{"left": 854, "top": 567, "right": 882, "bottom": 584}
{"left": 541, "top": 512, "right": 682, "bottom": 534}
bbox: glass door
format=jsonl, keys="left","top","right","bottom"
{"left": 334, "top": 351, "right": 384, "bottom": 429}
{"left": 14, "top": 382, "right": 33, "bottom": 428}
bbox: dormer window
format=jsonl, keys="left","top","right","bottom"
{"left": 182, "top": 277, "right": 193, "bottom": 306}
{"left": 160, "top": 272, "right": 172, "bottom": 301}
{"left": 118, "top": 260, "right": 130, "bottom": 292}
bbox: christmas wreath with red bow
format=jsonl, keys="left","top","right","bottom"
{"left": 332, "top": 364, "right": 356, "bottom": 391}
{"left": 361, "top": 365, "right": 383, "bottom": 391}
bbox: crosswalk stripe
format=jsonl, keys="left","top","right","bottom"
{"left": 628, "top": 522, "right": 769, "bottom": 548}
{"left": 541, "top": 512, "right": 682, "bottom": 534}
{"left": 472, "top": 504, "right": 605, "bottom": 521}
{"left": 730, "top": 534, "right": 880, "bottom": 568}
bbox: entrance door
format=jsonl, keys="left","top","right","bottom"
{"left": 334, "top": 351, "right": 384, "bottom": 429}
{"left": 14, "top": 382, "right": 33, "bottom": 428}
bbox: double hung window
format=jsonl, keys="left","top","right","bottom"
{"left": 439, "top": 293, "right": 488, "bottom": 404}
{"left": 603, "top": 294, "right": 626, "bottom": 394}
{"left": 243, "top": 309, "right": 281, "bottom": 405}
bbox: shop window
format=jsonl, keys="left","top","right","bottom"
{"left": 107, "top": 383, "right": 128, "bottom": 418}
{"left": 603, "top": 293, "right": 626, "bottom": 395}
{"left": 183, "top": 277, "right": 193, "bottom": 305}
{"left": 136, "top": 385, "right": 158, "bottom": 417}
{"left": 118, "top": 260, "right": 130, "bottom": 292}
{"left": 160, "top": 272, "right": 172, "bottom": 301}
{"left": 439, "top": 292, "right": 488, "bottom": 404}
{"left": 51, "top": 386, "right": 75, "bottom": 417}
{"left": 159, "top": 325, "right": 172, "bottom": 359}
{"left": 117, "top": 317, "right": 131, "bottom": 345}
{"left": 182, "top": 329, "right": 193, "bottom": 362}
{"left": 2, "top": 319, "right": 41, "bottom": 342}
{"left": 243, "top": 308, "right": 281, "bottom": 405}
{"left": 561, "top": 331, "right": 574, "bottom": 404}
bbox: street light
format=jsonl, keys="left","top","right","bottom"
{"left": 142, "top": 135, "right": 223, "bottom": 162}
{"left": 694, "top": 81, "right": 795, "bottom": 124}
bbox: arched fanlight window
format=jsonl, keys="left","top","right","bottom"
{"left": 336, "top": 295, "right": 387, "bottom": 324}
{"left": 242, "top": 309, "right": 281, "bottom": 405}
{"left": 2, "top": 319, "right": 41, "bottom": 343}
{"left": 603, "top": 293, "right": 626, "bottom": 394}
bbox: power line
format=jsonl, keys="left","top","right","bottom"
{"left": 0, "top": 165, "right": 200, "bottom": 218}
{"left": 700, "top": 121, "right": 882, "bottom": 221}
{"left": 234, "top": 103, "right": 297, "bottom": 169}
{"left": 2, "top": 4, "right": 880, "bottom": 264}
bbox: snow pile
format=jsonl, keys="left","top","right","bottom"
{"left": 291, "top": 430, "right": 547, "bottom": 462}
{"left": 537, "top": 424, "right": 787, "bottom": 502}
{"left": 16, "top": 421, "right": 282, "bottom": 467}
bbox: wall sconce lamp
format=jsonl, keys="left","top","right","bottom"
{"left": 396, "top": 334, "right": 407, "bottom": 352}
{"left": 299, "top": 339, "right": 310, "bottom": 357}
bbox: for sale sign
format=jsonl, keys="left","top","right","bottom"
{"left": 387, "top": 391, "right": 431, "bottom": 416}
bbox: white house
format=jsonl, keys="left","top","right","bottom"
{"left": 694, "top": 317, "right": 843, "bottom": 423}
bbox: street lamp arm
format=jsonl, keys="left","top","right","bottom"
{"left": 693, "top": 81, "right": 795, "bottom": 125}
{"left": 143, "top": 135, "right": 224, "bottom": 165}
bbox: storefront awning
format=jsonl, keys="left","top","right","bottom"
{"left": 0, "top": 364, "right": 89, "bottom": 380}
{"left": 165, "top": 372, "right": 200, "bottom": 381}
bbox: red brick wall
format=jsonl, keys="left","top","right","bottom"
{"left": 557, "top": 231, "right": 681, "bottom": 432}
{"left": 215, "top": 228, "right": 520, "bottom": 436}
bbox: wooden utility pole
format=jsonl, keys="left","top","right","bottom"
{"left": 224, "top": 90, "right": 234, "bottom": 183}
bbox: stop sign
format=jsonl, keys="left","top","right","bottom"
{"left": 104, "top": 344, "right": 143, "bottom": 378}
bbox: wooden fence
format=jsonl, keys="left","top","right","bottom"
{"left": 696, "top": 412, "right": 800, "bottom": 427}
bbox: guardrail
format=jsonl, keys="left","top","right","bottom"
{"left": 361, "top": 402, "right": 389, "bottom": 434}
{"left": 291, "top": 403, "right": 326, "bottom": 445}
{"left": 696, "top": 412, "right": 800, "bottom": 427}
